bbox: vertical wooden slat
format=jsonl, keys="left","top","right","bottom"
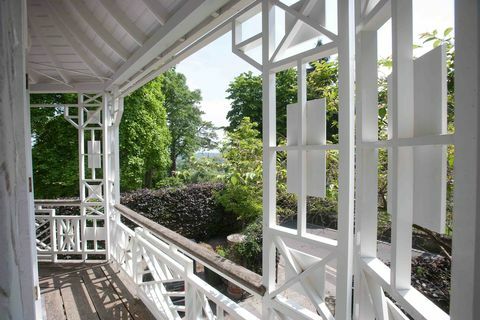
{"left": 261, "top": 3, "right": 277, "bottom": 316}
{"left": 336, "top": 0, "right": 356, "bottom": 319}
{"left": 451, "top": 0, "right": 480, "bottom": 319}
{"left": 354, "top": 29, "right": 379, "bottom": 319}
{"left": 390, "top": 0, "right": 414, "bottom": 291}
{"left": 297, "top": 61, "right": 307, "bottom": 237}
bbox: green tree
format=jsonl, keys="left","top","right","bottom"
{"left": 226, "top": 64, "right": 339, "bottom": 142}
{"left": 226, "top": 70, "right": 297, "bottom": 138}
{"left": 162, "top": 69, "right": 218, "bottom": 175}
{"left": 217, "top": 117, "right": 263, "bottom": 224}
{"left": 120, "top": 77, "right": 171, "bottom": 190}
{"left": 30, "top": 94, "right": 79, "bottom": 198}
{"left": 31, "top": 113, "right": 79, "bottom": 199}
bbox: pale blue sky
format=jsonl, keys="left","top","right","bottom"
{"left": 176, "top": 0, "right": 454, "bottom": 141}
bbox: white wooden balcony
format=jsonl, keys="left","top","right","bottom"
{"left": 35, "top": 200, "right": 264, "bottom": 319}
{"left": 2, "top": 0, "right": 480, "bottom": 319}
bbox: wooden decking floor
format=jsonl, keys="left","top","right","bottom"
{"left": 39, "top": 261, "right": 156, "bottom": 320}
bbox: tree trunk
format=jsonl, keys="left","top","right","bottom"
{"left": 169, "top": 147, "right": 177, "bottom": 176}
{"left": 144, "top": 167, "right": 154, "bottom": 188}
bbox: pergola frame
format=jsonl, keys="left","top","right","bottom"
{"left": 2, "top": 0, "right": 480, "bottom": 319}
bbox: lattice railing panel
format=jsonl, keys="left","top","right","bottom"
{"left": 110, "top": 209, "right": 259, "bottom": 320}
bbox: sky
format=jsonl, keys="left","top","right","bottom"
{"left": 176, "top": 0, "right": 454, "bottom": 142}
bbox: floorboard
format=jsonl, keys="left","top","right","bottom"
{"left": 39, "top": 262, "right": 155, "bottom": 320}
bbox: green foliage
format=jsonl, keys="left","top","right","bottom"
{"left": 229, "top": 217, "right": 263, "bottom": 274}
{"left": 307, "top": 60, "right": 339, "bottom": 143}
{"left": 162, "top": 69, "right": 218, "bottom": 174}
{"left": 216, "top": 118, "right": 263, "bottom": 224}
{"left": 31, "top": 114, "right": 79, "bottom": 198}
{"left": 176, "top": 156, "right": 224, "bottom": 184}
{"left": 226, "top": 62, "right": 340, "bottom": 143}
{"left": 30, "top": 94, "right": 79, "bottom": 198}
{"left": 120, "top": 77, "right": 171, "bottom": 190}
{"left": 226, "top": 70, "right": 297, "bottom": 139}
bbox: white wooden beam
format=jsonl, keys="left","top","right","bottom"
{"left": 141, "top": 0, "right": 169, "bottom": 25}
{"left": 451, "top": 0, "right": 480, "bottom": 319}
{"left": 29, "top": 82, "right": 105, "bottom": 93}
{"left": 106, "top": 0, "right": 230, "bottom": 90}
{"left": 28, "top": 62, "right": 111, "bottom": 80}
{"left": 29, "top": 68, "right": 74, "bottom": 88}
{"left": 67, "top": 0, "right": 130, "bottom": 61}
{"left": 40, "top": 1, "right": 105, "bottom": 79}
{"left": 45, "top": 0, "right": 117, "bottom": 72}
{"left": 28, "top": 18, "right": 71, "bottom": 84}
{"left": 98, "top": 0, "right": 147, "bottom": 46}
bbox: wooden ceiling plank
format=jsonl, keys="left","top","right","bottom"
{"left": 29, "top": 18, "right": 72, "bottom": 84}
{"left": 45, "top": 0, "right": 118, "bottom": 72}
{"left": 140, "top": 0, "right": 169, "bottom": 25}
{"left": 67, "top": 0, "right": 130, "bottom": 60}
{"left": 98, "top": 0, "right": 147, "bottom": 46}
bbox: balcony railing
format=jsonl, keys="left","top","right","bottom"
{"left": 34, "top": 200, "right": 264, "bottom": 320}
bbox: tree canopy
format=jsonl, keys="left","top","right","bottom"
{"left": 162, "top": 69, "right": 217, "bottom": 175}
{"left": 120, "top": 77, "right": 171, "bottom": 190}
{"left": 225, "top": 62, "right": 339, "bottom": 142}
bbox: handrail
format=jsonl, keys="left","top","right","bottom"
{"left": 35, "top": 199, "right": 81, "bottom": 206}
{"left": 114, "top": 203, "right": 266, "bottom": 297}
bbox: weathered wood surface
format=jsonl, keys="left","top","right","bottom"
{"left": 39, "top": 262, "right": 155, "bottom": 320}
{"left": 115, "top": 203, "right": 266, "bottom": 297}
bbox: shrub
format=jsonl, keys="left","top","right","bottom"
{"left": 216, "top": 118, "right": 263, "bottom": 224}
{"left": 121, "top": 183, "right": 239, "bottom": 241}
{"left": 228, "top": 217, "right": 263, "bottom": 274}
{"left": 277, "top": 192, "right": 338, "bottom": 228}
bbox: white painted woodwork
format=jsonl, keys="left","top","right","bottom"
{"left": 287, "top": 98, "right": 327, "bottom": 197}
{"left": 284, "top": 0, "right": 326, "bottom": 48}
{"left": 27, "top": 0, "right": 250, "bottom": 95}
{"left": 87, "top": 140, "right": 101, "bottom": 169}
{"left": 355, "top": 0, "right": 452, "bottom": 319}
{"left": 0, "top": 0, "right": 41, "bottom": 318}
{"left": 451, "top": 0, "right": 480, "bottom": 319}
{"left": 10, "top": 0, "right": 480, "bottom": 319}
{"left": 413, "top": 45, "right": 447, "bottom": 233}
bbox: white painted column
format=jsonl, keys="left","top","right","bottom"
{"left": 451, "top": 0, "right": 480, "bottom": 319}
{"left": 336, "top": 0, "right": 356, "bottom": 319}
{"left": 261, "top": 2, "right": 277, "bottom": 319}
{"left": 0, "top": 0, "right": 41, "bottom": 318}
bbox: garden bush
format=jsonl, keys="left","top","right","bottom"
{"left": 121, "top": 183, "right": 239, "bottom": 241}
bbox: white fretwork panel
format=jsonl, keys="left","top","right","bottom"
{"left": 287, "top": 98, "right": 327, "bottom": 197}
{"left": 84, "top": 181, "right": 104, "bottom": 202}
{"left": 232, "top": 0, "right": 354, "bottom": 319}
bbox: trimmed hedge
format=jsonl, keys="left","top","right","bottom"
{"left": 121, "top": 183, "right": 238, "bottom": 241}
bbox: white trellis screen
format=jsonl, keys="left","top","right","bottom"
{"left": 232, "top": 0, "right": 355, "bottom": 319}
{"left": 233, "top": 0, "right": 453, "bottom": 319}
{"left": 355, "top": 0, "right": 451, "bottom": 319}
{"left": 32, "top": 92, "right": 123, "bottom": 262}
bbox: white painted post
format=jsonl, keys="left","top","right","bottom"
{"left": 354, "top": 29, "right": 379, "bottom": 320}
{"left": 297, "top": 61, "right": 308, "bottom": 237}
{"left": 451, "top": 0, "right": 480, "bottom": 319}
{"left": 0, "top": 0, "right": 41, "bottom": 318}
{"left": 103, "top": 93, "right": 111, "bottom": 258}
{"left": 390, "top": 0, "right": 414, "bottom": 291}
{"left": 336, "top": 0, "right": 355, "bottom": 319}
{"left": 261, "top": 2, "right": 277, "bottom": 319}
